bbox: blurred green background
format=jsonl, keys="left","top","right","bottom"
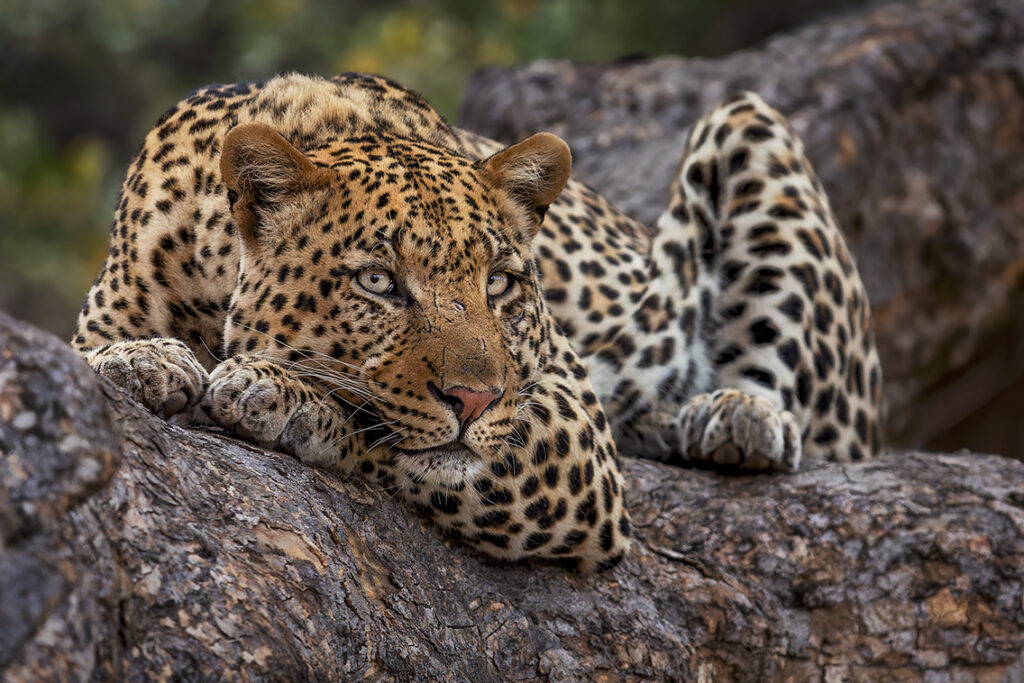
{"left": 0, "top": 0, "right": 874, "bottom": 338}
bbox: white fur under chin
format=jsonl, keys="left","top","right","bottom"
{"left": 393, "top": 445, "right": 485, "bottom": 487}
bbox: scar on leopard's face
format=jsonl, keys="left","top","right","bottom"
{"left": 219, "top": 122, "right": 571, "bottom": 468}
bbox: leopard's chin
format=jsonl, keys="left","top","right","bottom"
{"left": 391, "top": 441, "right": 484, "bottom": 486}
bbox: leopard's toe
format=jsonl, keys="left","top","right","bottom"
{"left": 88, "top": 339, "right": 208, "bottom": 418}
{"left": 677, "top": 389, "right": 801, "bottom": 472}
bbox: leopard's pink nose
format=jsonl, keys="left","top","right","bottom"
{"left": 431, "top": 384, "right": 503, "bottom": 430}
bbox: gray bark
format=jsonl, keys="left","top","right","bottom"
{"left": 3, "top": 313, "right": 1024, "bottom": 680}
{"left": 459, "top": 0, "right": 1024, "bottom": 458}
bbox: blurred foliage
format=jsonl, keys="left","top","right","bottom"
{"left": 0, "top": 0, "right": 870, "bottom": 337}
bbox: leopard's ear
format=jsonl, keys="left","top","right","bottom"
{"left": 220, "top": 122, "right": 329, "bottom": 243}
{"left": 480, "top": 132, "right": 571, "bottom": 237}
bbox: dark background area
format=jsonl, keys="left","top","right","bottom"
{"left": 1, "top": 0, "right": 891, "bottom": 337}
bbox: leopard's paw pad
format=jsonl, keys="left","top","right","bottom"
{"left": 87, "top": 339, "right": 207, "bottom": 418}
{"left": 677, "top": 389, "right": 801, "bottom": 471}
{"left": 205, "top": 357, "right": 350, "bottom": 465}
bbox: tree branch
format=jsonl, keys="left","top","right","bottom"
{"left": 3, "top": 311, "right": 1023, "bottom": 679}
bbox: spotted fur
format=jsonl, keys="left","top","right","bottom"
{"left": 573, "top": 93, "right": 883, "bottom": 469}
{"left": 73, "top": 74, "right": 881, "bottom": 571}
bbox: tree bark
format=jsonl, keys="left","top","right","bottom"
{"left": 4, "top": 310, "right": 1024, "bottom": 681}
{"left": 459, "top": 0, "right": 1024, "bottom": 459}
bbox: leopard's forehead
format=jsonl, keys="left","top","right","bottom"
{"left": 305, "top": 136, "right": 530, "bottom": 268}
{"left": 310, "top": 135, "right": 490, "bottom": 209}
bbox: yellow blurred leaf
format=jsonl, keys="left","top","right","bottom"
{"left": 479, "top": 36, "right": 515, "bottom": 65}
{"left": 502, "top": 0, "right": 538, "bottom": 19}
{"left": 268, "top": 0, "right": 303, "bottom": 20}
{"left": 380, "top": 11, "right": 422, "bottom": 54}
{"left": 337, "top": 48, "right": 385, "bottom": 75}
{"left": 67, "top": 139, "right": 106, "bottom": 184}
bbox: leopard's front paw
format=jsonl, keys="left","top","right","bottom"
{"left": 204, "top": 356, "right": 353, "bottom": 467}
{"left": 676, "top": 389, "right": 801, "bottom": 471}
{"left": 87, "top": 339, "right": 208, "bottom": 418}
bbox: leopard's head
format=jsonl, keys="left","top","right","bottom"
{"left": 220, "top": 122, "right": 571, "bottom": 485}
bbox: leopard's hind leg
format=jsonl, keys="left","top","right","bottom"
{"left": 587, "top": 92, "right": 883, "bottom": 470}
{"left": 663, "top": 92, "right": 882, "bottom": 469}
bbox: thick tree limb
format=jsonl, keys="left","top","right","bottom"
{"left": 459, "top": 0, "right": 1024, "bottom": 457}
{"left": 3, "top": 311, "right": 1024, "bottom": 680}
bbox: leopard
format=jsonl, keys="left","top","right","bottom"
{"left": 72, "top": 73, "right": 882, "bottom": 572}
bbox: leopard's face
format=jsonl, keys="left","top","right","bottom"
{"left": 222, "top": 125, "right": 569, "bottom": 486}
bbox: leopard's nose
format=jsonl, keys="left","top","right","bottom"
{"left": 429, "top": 383, "right": 504, "bottom": 431}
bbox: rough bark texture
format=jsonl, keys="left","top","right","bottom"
{"left": 4, "top": 313, "right": 1024, "bottom": 680}
{"left": 459, "top": 0, "right": 1024, "bottom": 460}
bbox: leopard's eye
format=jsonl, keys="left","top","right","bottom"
{"left": 357, "top": 268, "right": 394, "bottom": 295}
{"left": 487, "top": 271, "right": 513, "bottom": 298}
